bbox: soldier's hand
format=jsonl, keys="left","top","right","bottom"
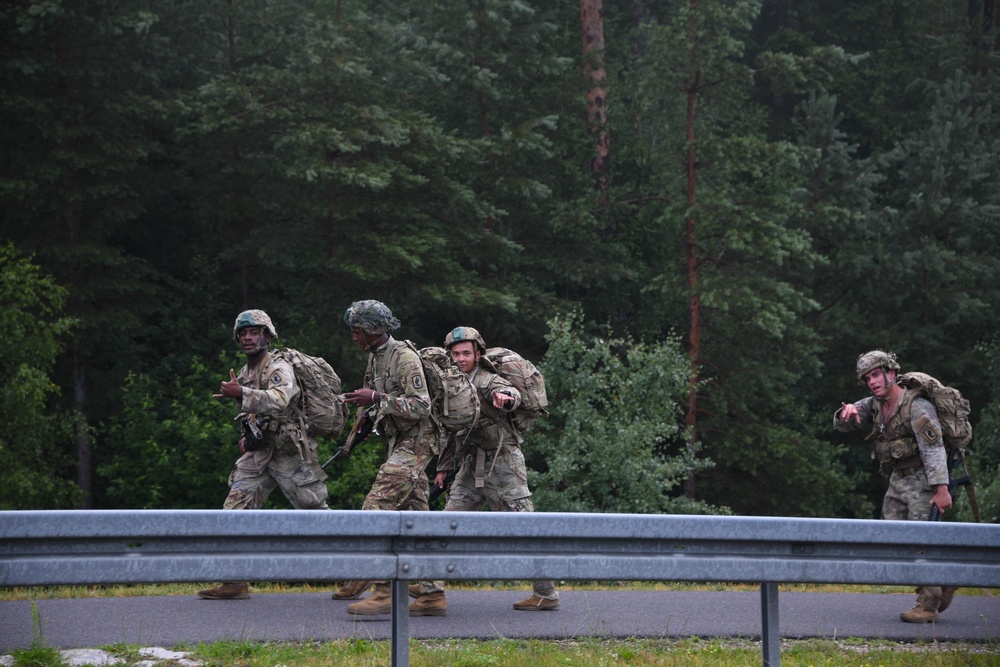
{"left": 930, "top": 485, "right": 953, "bottom": 513}
{"left": 238, "top": 436, "right": 248, "bottom": 455}
{"left": 214, "top": 369, "right": 242, "bottom": 400}
{"left": 492, "top": 390, "right": 514, "bottom": 409}
{"left": 839, "top": 402, "right": 860, "bottom": 423}
{"left": 345, "top": 388, "right": 379, "bottom": 407}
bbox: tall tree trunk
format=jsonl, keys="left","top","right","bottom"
{"left": 983, "top": 0, "right": 996, "bottom": 92}
{"left": 683, "top": 0, "right": 701, "bottom": 500}
{"left": 581, "top": 0, "right": 610, "bottom": 199}
{"left": 73, "top": 342, "right": 91, "bottom": 508}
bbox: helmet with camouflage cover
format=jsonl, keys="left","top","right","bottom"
{"left": 232, "top": 309, "right": 277, "bottom": 342}
{"left": 343, "top": 300, "right": 401, "bottom": 334}
{"left": 856, "top": 349, "right": 900, "bottom": 383}
{"left": 444, "top": 326, "right": 486, "bottom": 353}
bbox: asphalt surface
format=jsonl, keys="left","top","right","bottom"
{"left": 2, "top": 589, "right": 998, "bottom": 651}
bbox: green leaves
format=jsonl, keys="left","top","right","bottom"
{"left": 0, "top": 244, "right": 79, "bottom": 509}
{"left": 529, "top": 312, "right": 724, "bottom": 515}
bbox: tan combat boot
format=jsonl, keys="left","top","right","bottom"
{"left": 409, "top": 591, "right": 447, "bottom": 617}
{"left": 408, "top": 584, "right": 422, "bottom": 599}
{"left": 513, "top": 594, "right": 559, "bottom": 611}
{"left": 331, "top": 580, "right": 372, "bottom": 600}
{"left": 346, "top": 583, "right": 392, "bottom": 615}
{"left": 900, "top": 587, "right": 941, "bottom": 623}
{"left": 197, "top": 582, "right": 249, "bottom": 600}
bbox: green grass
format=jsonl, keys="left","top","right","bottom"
{"left": 86, "top": 637, "right": 1000, "bottom": 667}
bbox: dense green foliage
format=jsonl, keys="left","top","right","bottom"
{"left": 2, "top": 0, "right": 998, "bottom": 520}
{"left": 0, "top": 246, "right": 79, "bottom": 509}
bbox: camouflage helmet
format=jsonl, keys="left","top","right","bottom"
{"left": 343, "top": 300, "right": 401, "bottom": 334}
{"left": 232, "top": 309, "right": 277, "bottom": 341}
{"left": 444, "top": 326, "right": 486, "bottom": 353}
{"left": 856, "top": 349, "right": 900, "bottom": 382}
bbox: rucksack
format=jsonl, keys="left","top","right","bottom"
{"left": 898, "top": 372, "right": 973, "bottom": 450}
{"left": 482, "top": 347, "right": 549, "bottom": 433}
{"left": 394, "top": 342, "right": 481, "bottom": 435}
{"left": 269, "top": 348, "right": 349, "bottom": 439}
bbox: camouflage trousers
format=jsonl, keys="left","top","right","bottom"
{"left": 419, "top": 445, "right": 557, "bottom": 600}
{"left": 361, "top": 432, "right": 434, "bottom": 511}
{"left": 882, "top": 467, "right": 957, "bottom": 611}
{"left": 223, "top": 436, "right": 329, "bottom": 510}
{"left": 363, "top": 431, "right": 435, "bottom": 590}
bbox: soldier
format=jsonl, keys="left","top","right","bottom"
{"left": 833, "top": 349, "right": 957, "bottom": 623}
{"left": 412, "top": 326, "right": 559, "bottom": 612}
{"left": 198, "top": 310, "right": 330, "bottom": 600}
{"left": 332, "top": 300, "right": 440, "bottom": 615}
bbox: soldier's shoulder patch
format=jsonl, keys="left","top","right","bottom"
{"left": 270, "top": 370, "right": 284, "bottom": 386}
{"left": 913, "top": 413, "right": 941, "bottom": 442}
{"left": 411, "top": 373, "right": 423, "bottom": 390}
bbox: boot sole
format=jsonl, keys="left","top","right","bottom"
{"left": 514, "top": 604, "right": 559, "bottom": 611}
{"left": 197, "top": 594, "right": 250, "bottom": 600}
{"left": 900, "top": 615, "right": 939, "bottom": 623}
{"left": 409, "top": 609, "right": 448, "bottom": 617}
{"left": 346, "top": 608, "right": 391, "bottom": 616}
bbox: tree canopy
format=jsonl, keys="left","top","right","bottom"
{"left": 2, "top": 0, "right": 998, "bottom": 521}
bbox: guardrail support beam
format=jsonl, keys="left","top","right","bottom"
{"left": 760, "top": 582, "right": 780, "bottom": 667}
{"left": 391, "top": 581, "right": 410, "bottom": 667}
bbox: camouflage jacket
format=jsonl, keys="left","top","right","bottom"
{"left": 833, "top": 388, "right": 948, "bottom": 485}
{"left": 437, "top": 365, "right": 521, "bottom": 472}
{"left": 365, "top": 336, "right": 432, "bottom": 443}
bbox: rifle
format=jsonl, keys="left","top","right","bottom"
{"left": 428, "top": 469, "right": 457, "bottom": 504}
{"left": 928, "top": 446, "right": 980, "bottom": 523}
{"left": 948, "top": 446, "right": 981, "bottom": 523}
{"left": 321, "top": 404, "right": 378, "bottom": 470}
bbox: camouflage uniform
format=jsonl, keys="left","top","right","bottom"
{"left": 224, "top": 353, "right": 329, "bottom": 510}
{"left": 336, "top": 301, "right": 439, "bottom": 613}
{"left": 424, "top": 359, "right": 558, "bottom": 604}
{"left": 198, "top": 310, "right": 328, "bottom": 601}
{"left": 362, "top": 337, "right": 436, "bottom": 511}
{"left": 833, "top": 392, "right": 948, "bottom": 519}
{"left": 833, "top": 350, "right": 955, "bottom": 620}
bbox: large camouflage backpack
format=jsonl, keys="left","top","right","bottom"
{"left": 404, "top": 342, "right": 481, "bottom": 435}
{"left": 898, "top": 372, "right": 973, "bottom": 450}
{"left": 269, "top": 348, "right": 349, "bottom": 438}
{"left": 482, "top": 347, "right": 549, "bottom": 433}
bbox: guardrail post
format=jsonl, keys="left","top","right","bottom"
{"left": 391, "top": 580, "right": 410, "bottom": 667}
{"left": 760, "top": 582, "right": 780, "bottom": 667}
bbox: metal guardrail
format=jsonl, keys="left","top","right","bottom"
{"left": 2, "top": 510, "right": 999, "bottom": 667}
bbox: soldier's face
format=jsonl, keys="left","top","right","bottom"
{"left": 450, "top": 341, "right": 478, "bottom": 373}
{"left": 237, "top": 327, "right": 268, "bottom": 356}
{"left": 863, "top": 368, "right": 894, "bottom": 398}
{"left": 351, "top": 326, "right": 379, "bottom": 351}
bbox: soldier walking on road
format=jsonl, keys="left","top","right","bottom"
{"left": 332, "top": 300, "right": 441, "bottom": 615}
{"left": 412, "top": 326, "right": 559, "bottom": 612}
{"left": 833, "top": 349, "right": 958, "bottom": 623}
{"left": 198, "top": 310, "right": 330, "bottom": 601}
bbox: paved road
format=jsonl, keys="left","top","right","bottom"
{"left": 2, "top": 589, "right": 998, "bottom": 651}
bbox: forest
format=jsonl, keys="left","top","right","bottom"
{"left": 2, "top": 0, "right": 998, "bottom": 523}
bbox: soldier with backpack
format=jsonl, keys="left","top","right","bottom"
{"left": 198, "top": 309, "right": 335, "bottom": 601}
{"left": 834, "top": 349, "right": 959, "bottom": 623}
{"left": 413, "top": 326, "right": 559, "bottom": 613}
{"left": 333, "top": 300, "right": 442, "bottom": 615}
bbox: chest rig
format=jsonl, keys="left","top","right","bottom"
{"left": 869, "top": 388, "right": 923, "bottom": 477}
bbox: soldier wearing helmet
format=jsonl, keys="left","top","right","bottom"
{"left": 410, "top": 326, "right": 560, "bottom": 614}
{"left": 197, "top": 310, "right": 331, "bottom": 601}
{"left": 334, "top": 300, "right": 437, "bottom": 616}
{"left": 834, "top": 349, "right": 955, "bottom": 623}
